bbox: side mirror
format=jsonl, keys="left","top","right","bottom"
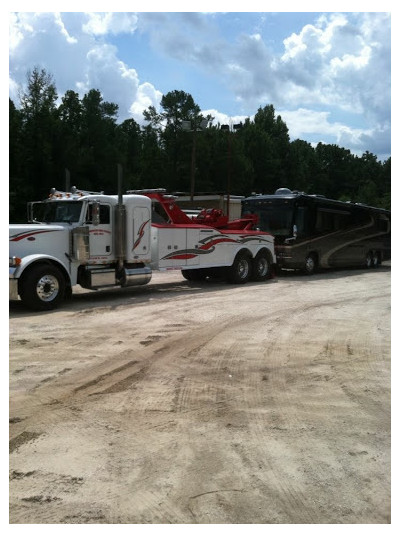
{"left": 92, "top": 202, "right": 100, "bottom": 226}
{"left": 285, "top": 224, "right": 298, "bottom": 244}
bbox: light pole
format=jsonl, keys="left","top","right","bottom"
{"left": 220, "top": 123, "right": 242, "bottom": 219}
{"left": 182, "top": 118, "right": 209, "bottom": 204}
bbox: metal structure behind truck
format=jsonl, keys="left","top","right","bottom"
{"left": 9, "top": 185, "right": 275, "bottom": 311}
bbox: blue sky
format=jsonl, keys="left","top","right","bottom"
{"left": 8, "top": 6, "right": 392, "bottom": 161}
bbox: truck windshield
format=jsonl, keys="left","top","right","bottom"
{"left": 242, "top": 199, "right": 294, "bottom": 236}
{"left": 31, "top": 201, "right": 83, "bottom": 223}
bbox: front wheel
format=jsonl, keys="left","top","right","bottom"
{"left": 227, "top": 252, "right": 252, "bottom": 284}
{"left": 20, "top": 264, "right": 66, "bottom": 311}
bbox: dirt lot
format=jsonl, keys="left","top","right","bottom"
{"left": 9, "top": 264, "right": 391, "bottom": 524}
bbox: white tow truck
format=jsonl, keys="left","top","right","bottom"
{"left": 9, "top": 186, "right": 275, "bottom": 310}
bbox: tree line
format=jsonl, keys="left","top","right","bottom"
{"left": 9, "top": 67, "right": 390, "bottom": 222}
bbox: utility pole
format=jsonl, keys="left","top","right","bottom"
{"left": 182, "top": 118, "right": 208, "bottom": 204}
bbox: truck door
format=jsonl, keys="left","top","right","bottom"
{"left": 131, "top": 206, "right": 151, "bottom": 261}
{"left": 87, "top": 202, "right": 113, "bottom": 261}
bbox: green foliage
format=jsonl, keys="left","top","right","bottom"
{"left": 9, "top": 68, "right": 391, "bottom": 222}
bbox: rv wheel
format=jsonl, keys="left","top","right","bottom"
{"left": 304, "top": 254, "right": 317, "bottom": 275}
{"left": 372, "top": 251, "right": 380, "bottom": 268}
{"left": 365, "top": 252, "right": 373, "bottom": 268}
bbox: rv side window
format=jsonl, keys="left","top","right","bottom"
{"left": 351, "top": 208, "right": 370, "bottom": 226}
{"left": 315, "top": 208, "right": 350, "bottom": 233}
{"left": 295, "top": 206, "right": 310, "bottom": 237}
{"left": 378, "top": 214, "right": 390, "bottom": 232}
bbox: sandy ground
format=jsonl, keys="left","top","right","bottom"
{"left": 9, "top": 264, "right": 391, "bottom": 524}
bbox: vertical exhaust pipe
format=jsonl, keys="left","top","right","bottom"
{"left": 115, "top": 164, "right": 126, "bottom": 273}
{"left": 65, "top": 168, "right": 70, "bottom": 192}
{"left": 118, "top": 163, "right": 123, "bottom": 207}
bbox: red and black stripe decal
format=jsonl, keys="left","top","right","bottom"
{"left": 10, "top": 229, "right": 61, "bottom": 242}
{"left": 132, "top": 219, "right": 150, "bottom": 251}
{"left": 162, "top": 234, "right": 271, "bottom": 261}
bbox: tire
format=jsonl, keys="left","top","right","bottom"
{"left": 227, "top": 252, "right": 252, "bottom": 284}
{"left": 372, "top": 251, "right": 380, "bottom": 268}
{"left": 365, "top": 251, "right": 373, "bottom": 268}
{"left": 304, "top": 253, "right": 317, "bottom": 275}
{"left": 20, "top": 264, "right": 66, "bottom": 311}
{"left": 252, "top": 251, "right": 271, "bottom": 281}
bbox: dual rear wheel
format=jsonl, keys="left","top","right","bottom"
{"left": 182, "top": 250, "right": 272, "bottom": 285}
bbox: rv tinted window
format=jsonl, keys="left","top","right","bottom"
{"left": 242, "top": 200, "right": 294, "bottom": 235}
{"left": 295, "top": 206, "right": 311, "bottom": 236}
{"left": 378, "top": 214, "right": 390, "bottom": 232}
{"left": 315, "top": 208, "right": 350, "bottom": 233}
{"left": 351, "top": 208, "right": 371, "bottom": 225}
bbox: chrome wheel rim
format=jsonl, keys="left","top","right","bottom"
{"left": 305, "top": 256, "right": 315, "bottom": 273}
{"left": 256, "top": 258, "right": 269, "bottom": 277}
{"left": 238, "top": 259, "right": 249, "bottom": 279}
{"left": 36, "top": 274, "right": 60, "bottom": 302}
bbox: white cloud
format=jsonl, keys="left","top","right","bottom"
{"left": 279, "top": 108, "right": 339, "bottom": 138}
{"left": 9, "top": 12, "right": 31, "bottom": 51}
{"left": 213, "top": 12, "right": 390, "bottom": 136}
{"left": 202, "top": 109, "right": 247, "bottom": 127}
{"left": 82, "top": 12, "right": 138, "bottom": 36}
{"left": 279, "top": 107, "right": 390, "bottom": 159}
{"left": 8, "top": 11, "right": 390, "bottom": 159}
{"left": 54, "top": 12, "right": 77, "bottom": 44}
{"left": 9, "top": 12, "right": 160, "bottom": 122}
{"left": 129, "top": 83, "right": 163, "bottom": 123}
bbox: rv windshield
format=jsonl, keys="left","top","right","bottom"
{"left": 31, "top": 201, "right": 83, "bottom": 223}
{"left": 242, "top": 199, "right": 294, "bottom": 236}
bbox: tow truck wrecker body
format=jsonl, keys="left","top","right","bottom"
{"left": 9, "top": 187, "right": 275, "bottom": 310}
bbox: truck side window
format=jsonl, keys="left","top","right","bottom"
{"left": 86, "top": 203, "right": 111, "bottom": 224}
{"left": 151, "top": 201, "right": 169, "bottom": 224}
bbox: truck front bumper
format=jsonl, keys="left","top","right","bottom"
{"left": 9, "top": 268, "right": 19, "bottom": 300}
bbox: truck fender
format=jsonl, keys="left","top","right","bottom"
{"left": 253, "top": 245, "right": 274, "bottom": 262}
{"left": 13, "top": 254, "right": 71, "bottom": 286}
{"left": 229, "top": 247, "right": 253, "bottom": 266}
